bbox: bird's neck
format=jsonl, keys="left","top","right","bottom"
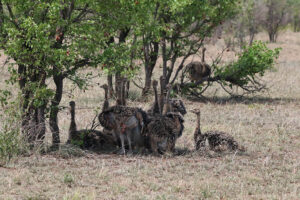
{"left": 104, "top": 88, "right": 108, "bottom": 100}
{"left": 153, "top": 86, "right": 160, "bottom": 113}
{"left": 70, "top": 107, "right": 77, "bottom": 132}
{"left": 162, "top": 90, "right": 171, "bottom": 115}
{"left": 196, "top": 114, "right": 201, "bottom": 134}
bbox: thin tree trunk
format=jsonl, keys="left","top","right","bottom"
{"left": 106, "top": 37, "right": 115, "bottom": 98}
{"left": 125, "top": 80, "right": 130, "bottom": 99}
{"left": 115, "top": 72, "right": 122, "bottom": 105}
{"left": 18, "top": 65, "right": 46, "bottom": 144}
{"left": 142, "top": 41, "right": 159, "bottom": 96}
{"left": 114, "top": 28, "right": 130, "bottom": 105}
{"left": 107, "top": 74, "right": 114, "bottom": 98}
{"left": 249, "top": 33, "right": 255, "bottom": 45}
{"left": 269, "top": 32, "right": 276, "bottom": 43}
{"left": 37, "top": 105, "right": 46, "bottom": 141}
{"left": 49, "top": 74, "right": 63, "bottom": 145}
{"left": 142, "top": 66, "right": 153, "bottom": 96}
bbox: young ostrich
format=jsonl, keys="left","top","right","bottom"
{"left": 191, "top": 109, "right": 243, "bottom": 152}
{"left": 68, "top": 101, "right": 115, "bottom": 150}
{"left": 143, "top": 84, "right": 185, "bottom": 155}
{"left": 98, "top": 104, "right": 148, "bottom": 154}
{"left": 186, "top": 47, "right": 211, "bottom": 83}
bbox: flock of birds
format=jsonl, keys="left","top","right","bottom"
{"left": 67, "top": 75, "right": 245, "bottom": 156}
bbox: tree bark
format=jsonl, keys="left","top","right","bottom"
{"left": 142, "top": 41, "right": 159, "bottom": 96}
{"left": 18, "top": 65, "right": 46, "bottom": 144}
{"left": 107, "top": 74, "right": 114, "bottom": 98}
{"left": 106, "top": 37, "right": 115, "bottom": 98}
{"left": 114, "top": 28, "right": 130, "bottom": 105}
{"left": 49, "top": 73, "right": 63, "bottom": 145}
{"left": 268, "top": 32, "right": 276, "bottom": 43}
{"left": 142, "top": 66, "right": 153, "bottom": 96}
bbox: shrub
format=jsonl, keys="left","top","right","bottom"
{"left": 0, "top": 100, "right": 26, "bottom": 166}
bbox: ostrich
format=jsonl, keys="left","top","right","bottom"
{"left": 169, "top": 99, "right": 187, "bottom": 116}
{"left": 98, "top": 104, "right": 148, "bottom": 155}
{"left": 67, "top": 101, "right": 115, "bottom": 150}
{"left": 186, "top": 47, "right": 211, "bottom": 83}
{"left": 191, "top": 109, "right": 243, "bottom": 152}
{"left": 143, "top": 84, "right": 185, "bottom": 155}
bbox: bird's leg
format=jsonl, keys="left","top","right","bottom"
{"left": 119, "top": 133, "right": 126, "bottom": 155}
{"left": 126, "top": 133, "right": 133, "bottom": 155}
{"left": 115, "top": 124, "right": 126, "bottom": 155}
{"left": 165, "top": 138, "right": 174, "bottom": 156}
{"left": 150, "top": 137, "right": 159, "bottom": 156}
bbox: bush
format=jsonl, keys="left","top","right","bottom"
{"left": 215, "top": 41, "right": 281, "bottom": 91}
{"left": 0, "top": 102, "right": 26, "bottom": 166}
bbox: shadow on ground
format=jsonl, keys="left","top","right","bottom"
{"left": 188, "top": 96, "right": 300, "bottom": 105}
{"left": 44, "top": 144, "right": 249, "bottom": 159}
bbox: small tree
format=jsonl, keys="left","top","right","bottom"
{"left": 264, "top": 0, "right": 289, "bottom": 43}
{"left": 244, "top": 0, "right": 266, "bottom": 45}
{"left": 287, "top": 0, "right": 300, "bottom": 32}
{"left": 156, "top": 0, "right": 239, "bottom": 91}
{"left": 0, "top": 0, "right": 111, "bottom": 145}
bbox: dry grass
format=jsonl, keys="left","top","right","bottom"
{"left": 1, "top": 31, "right": 300, "bottom": 199}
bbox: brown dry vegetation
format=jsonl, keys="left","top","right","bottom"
{"left": 0, "top": 31, "right": 300, "bottom": 199}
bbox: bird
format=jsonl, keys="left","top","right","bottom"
{"left": 191, "top": 109, "right": 243, "bottom": 152}
{"left": 98, "top": 103, "right": 149, "bottom": 154}
{"left": 67, "top": 101, "right": 115, "bottom": 150}
{"left": 143, "top": 84, "right": 185, "bottom": 155}
{"left": 186, "top": 47, "right": 211, "bottom": 83}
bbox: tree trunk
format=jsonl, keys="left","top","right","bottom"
{"left": 115, "top": 72, "right": 123, "bottom": 105}
{"left": 106, "top": 37, "right": 115, "bottom": 98}
{"left": 142, "top": 66, "right": 153, "bottom": 96}
{"left": 49, "top": 73, "right": 63, "bottom": 145}
{"left": 142, "top": 41, "right": 159, "bottom": 96}
{"left": 107, "top": 74, "right": 114, "bottom": 98}
{"left": 114, "top": 28, "right": 130, "bottom": 105}
{"left": 268, "top": 32, "right": 276, "bottom": 43}
{"left": 249, "top": 33, "right": 255, "bottom": 46}
{"left": 18, "top": 65, "right": 46, "bottom": 144}
{"left": 125, "top": 80, "right": 130, "bottom": 99}
{"left": 36, "top": 104, "right": 46, "bottom": 142}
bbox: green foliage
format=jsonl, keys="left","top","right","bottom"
{"left": 0, "top": 90, "right": 11, "bottom": 107}
{"left": 0, "top": 102, "right": 26, "bottom": 165}
{"left": 287, "top": 0, "right": 300, "bottom": 31}
{"left": 63, "top": 173, "right": 74, "bottom": 185}
{"left": 70, "top": 132, "right": 86, "bottom": 148}
{"left": 216, "top": 41, "right": 281, "bottom": 88}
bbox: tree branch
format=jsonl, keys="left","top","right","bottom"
{"left": 72, "top": 3, "right": 89, "bottom": 23}
{"left": 0, "top": 1, "right": 4, "bottom": 24}
{"left": 6, "top": 3, "right": 19, "bottom": 29}
{"left": 62, "top": 59, "right": 91, "bottom": 78}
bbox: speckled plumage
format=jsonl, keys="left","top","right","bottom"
{"left": 186, "top": 48, "right": 211, "bottom": 82}
{"left": 192, "top": 109, "right": 242, "bottom": 152}
{"left": 98, "top": 105, "right": 149, "bottom": 154}
{"left": 143, "top": 82, "right": 185, "bottom": 155}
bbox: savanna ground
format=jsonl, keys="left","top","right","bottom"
{"left": 0, "top": 31, "right": 300, "bottom": 200}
